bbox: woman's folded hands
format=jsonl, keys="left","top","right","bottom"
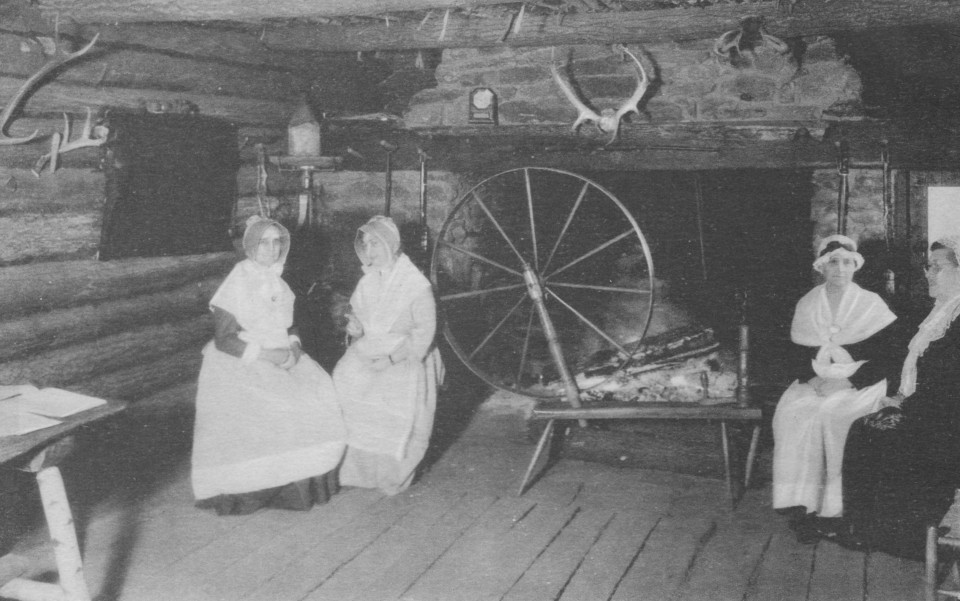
{"left": 260, "top": 342, "right": 301, "bottom": 370}
{"left": 810, "top": 375, "right": 853, "bottom": 397}
{"left": 345, "top": 313, "right": 364, "bottom": 338}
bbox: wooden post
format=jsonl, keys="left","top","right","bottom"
{"left": 881, "top": 140, "right": 892, "bottom": 250}
{"left": 418, "top": 148, "right": 430, "bottom": 258}
{"left": 380, "top": 140, "right": 397, "bottom": 217}
{"left": 836, "top": 140, "right": 850, "bottom": 235}
{"left": 737, "top": 324, "right": 750, "bottom": 407}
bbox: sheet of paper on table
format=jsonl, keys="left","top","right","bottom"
{"left": 0, "top": 387, "right": 108, "bottom": 437}
{"left": 8, "top": 387, "right": 107, "bottom": 418}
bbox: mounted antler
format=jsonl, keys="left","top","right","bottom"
{"left": 0, "top": 33, "right": 100, "bottom": 146}
{"left": 32, "top": 108, "right": 109, "bottom": 176}
{"left": 713, "top": 18, "right": 789, "bottom": 61}
{"left": 550, "top": 44, "right": 650, "bottom": 145}
{"left": 713, "top": 29, "right": 744, "bottom": 58}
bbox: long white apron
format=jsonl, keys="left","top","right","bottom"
{"left": 333, "top": 254, "right": 443, "bottom": 495}
{"left": 772, "top": 379, "right": 886, "bottom": 516}
{"left": 192, "top": 344, "right": 346, "bottom": 499}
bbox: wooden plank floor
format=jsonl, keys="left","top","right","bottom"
{"left": 6, "top": 399, "right": 927, "bottom": 601}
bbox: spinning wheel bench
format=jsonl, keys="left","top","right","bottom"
{"left": 518, "top": 398, "right": 762, "bottom": 503}
{"left": 0, "top": 399, "right": 125, "bottom": 601}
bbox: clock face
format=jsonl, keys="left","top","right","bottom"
{"left": 472, "top": 88, "right": 494, "bottom": 110}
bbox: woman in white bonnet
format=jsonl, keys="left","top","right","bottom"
{"left": 191, "top": 215, "right": 346, "bottom": 515}
{"left": 334, "top": 215, "right": 444, "bottom": 495}
{"left": 772, "top": 234, "right": 900, "bottom": 542}
{"left": 839, "top": 235, "right": 960, "bottom": 558}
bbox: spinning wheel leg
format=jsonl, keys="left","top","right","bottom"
{"left": 518, "top": 419, "right": 556, "bottom": 496}
{"left": 721, "top": 421, "right": 733, "bottom": 506}
{"left": 744, "top": 424, "right": 761, "bottom": 489}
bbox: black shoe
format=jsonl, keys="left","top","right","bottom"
{"left": 812, "top": 517, "right": 845, "bottom": 541}
{"left": 788, "top": 513, "right": 820, "bottom": 545}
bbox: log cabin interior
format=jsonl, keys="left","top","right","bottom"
{"left": 3, "top": 0, "right": 960, "bottom": 599}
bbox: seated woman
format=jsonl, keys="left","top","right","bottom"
{"left": 840, "top": 236, "right": 960, "bottom": 558}
{"left": 191, "top": 216, "right": 346, "bottom": 515}
{"left": 333, "top": 216, "right": 444, "bottom": 496}
{"left": 773, "top": 235, "right": 900, "bottom": 543}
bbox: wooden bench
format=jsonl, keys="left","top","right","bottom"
{"left": 518, "top": 398, "right": 763, "bottom": 504}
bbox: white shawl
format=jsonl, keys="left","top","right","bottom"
{"left": 900, "top": 292, "right": 960, "bottom": 396}
{"left": 209, "top": 259, "right": 295, "bottom": 349}
{"left": 791, "top": 283, "right": 896, "bottom": 379}
{"left": 351, "top": 253, "right": 431, "bottom": 358}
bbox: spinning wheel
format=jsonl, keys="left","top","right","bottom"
{"left": 430, "top": 167, "right": 656, "bottom": 401}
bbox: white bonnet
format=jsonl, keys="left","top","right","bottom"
{"left": 813, "top": 234, "right": 864, "bottom": 273}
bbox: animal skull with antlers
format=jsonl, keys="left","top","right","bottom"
{"left": 713, "top": 19, "right": 789, "bottom": 64}
{"left": 550, "top": 44, "right": 650, "bottom": 145}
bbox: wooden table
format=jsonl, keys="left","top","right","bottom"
{"left": 0, "top": 399, "right": 126, "bottom": 601}
{"left": 518, "top": 398, "right": 763, "bottom": 505}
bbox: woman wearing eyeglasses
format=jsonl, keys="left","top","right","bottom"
{"left": 838, "top": 236, "right": 960, "bottom": 558}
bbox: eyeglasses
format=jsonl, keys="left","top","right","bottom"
{"left": 925, "top": 262, "right": 953, "bottom": 275}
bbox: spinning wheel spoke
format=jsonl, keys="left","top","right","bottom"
{"left": 545, "top": 229, "right": 635, "bottom": 280}
{"left": 438, "top": 239, "right": 525, "bottom": 278}
{"left": 471, "top": 190, "right": 527, "bottom": 267}
{"left": 524, "top": 168, "right": 539, "bottom": 271}
{"left": 547, "top": 282, "right": 652, "bottom": 295}
{"left": 440, "top": 283, "right": 526, "bottom": 302}
{"left": 549, "top": 289, "right": 631, "bottom": 357}
{"left": 515, "top": 305, "right": 536, "bottom": 386}
{"left": 542, "top": 181, "right": 590, "bottom": 275}
{"left": 468, "top": 293, "right": 527, "bottom": 361}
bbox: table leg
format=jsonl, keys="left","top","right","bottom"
{"left": 35, "top": 466, "right": 90, "bottom": 601}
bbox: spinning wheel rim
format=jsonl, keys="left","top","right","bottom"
{"left": 430, "top": 167, "right": 655, "bottom": 399}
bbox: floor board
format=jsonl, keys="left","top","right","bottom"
{"left": 558, "top": 510, "right": 660, "bottom": 601}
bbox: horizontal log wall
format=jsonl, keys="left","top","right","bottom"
{"left": 0, "top": 253, "right": 235, "bottom": 411}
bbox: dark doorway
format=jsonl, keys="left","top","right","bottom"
{"left": 99, "top": 113, "right": 238, "bottom": 260}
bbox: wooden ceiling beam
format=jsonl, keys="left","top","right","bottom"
{"left": 35, "top": 0, "right": 517, "bottom": 23}
{"left": 0, "top": 8, "right": 323, "bottom": 73}
{"left": 258, "top": 0, "right": 960, "bottom": 52}
{"left": 316, "top": 119, "right": 960, "bottom": 172}
{"left": 0, "top": 75, "right": 294, "bottom": 126}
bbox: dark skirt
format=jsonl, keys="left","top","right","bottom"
{"left": 196, "top": 470, "right": 339, "bottom": 516}
{"left": 842, "top": 407, "right": 956, "bottom": 559}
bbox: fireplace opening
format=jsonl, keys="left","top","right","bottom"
{"left": 572, "top": 168, "right": 817, "bottom": 391}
